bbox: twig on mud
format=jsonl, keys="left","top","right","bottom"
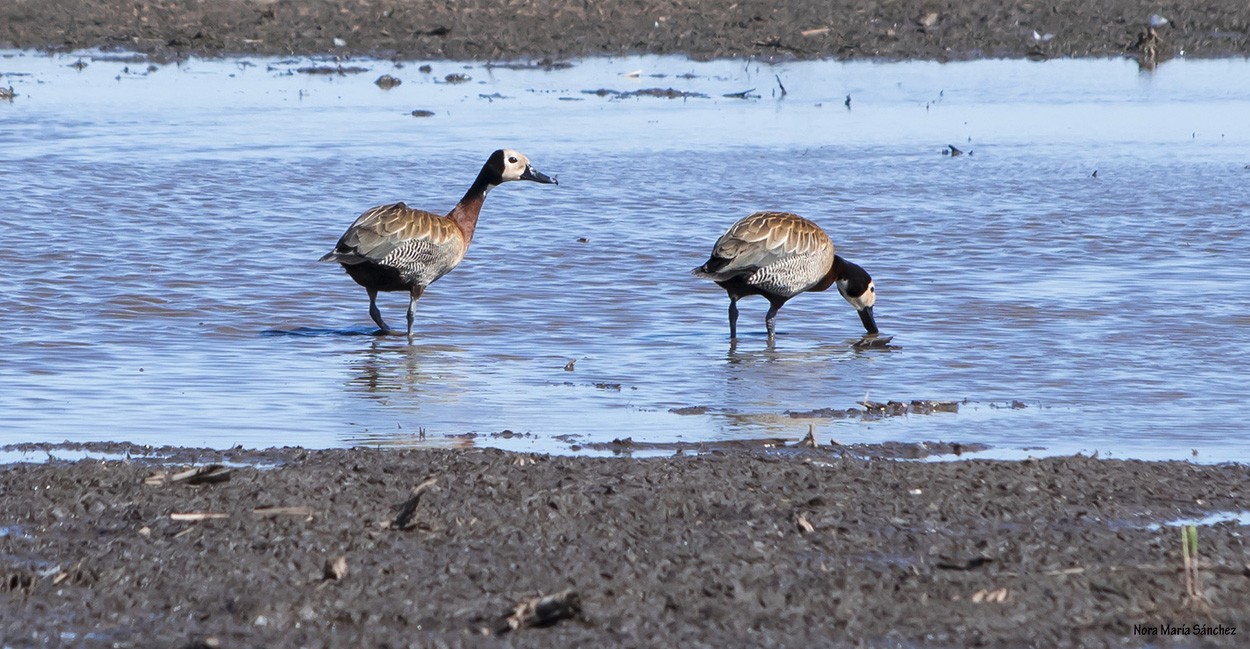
{"left": 799, "top": 424, "right": 818, "bottom": 448}
{"left": 495, "top": 589, "right": 581, "bottom": 634}
{"left": 389, "top": 478, "right": 438, "bottom": 530}
{"left": 170, "top": 464, "right": 232, "bottom": 485}
{"left": 146, "top": 464, "right": 232, "bottom": 486}
{"left": 936, "top": 555, "right": 992, "bottom": 570}
{"left": 169, "top": 512, "right": 229, "bottom": 522}
{"left": 253, "top": 505, "right": 315, "bottom": 519}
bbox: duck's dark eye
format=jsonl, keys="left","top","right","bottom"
{"left": 508, "top": 156, "right": 518, "bottom": 164}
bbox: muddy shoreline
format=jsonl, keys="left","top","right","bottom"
{"left": 2, "top": 0, "right": 1249, "bottom": 62}
{"left": 3, "top": 442, "right": 1249, "bottom": 647}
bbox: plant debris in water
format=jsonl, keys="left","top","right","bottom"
{"left": 581, "top": 87, "right": 709, "bottom": 99}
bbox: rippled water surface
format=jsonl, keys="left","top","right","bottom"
{"left": 2, "top": 51, "right": 1248, "bottom": 460}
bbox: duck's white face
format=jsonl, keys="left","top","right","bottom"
{"left": 498, "top": 149, "right": 558, "bottom": 185}
{"left": 499, "top": 149, "right": 531, "bottom": 182}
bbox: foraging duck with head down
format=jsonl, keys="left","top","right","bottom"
{"left": 692, "top": 211, "right": 882, "bottom": 342}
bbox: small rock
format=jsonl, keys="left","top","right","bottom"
{"left": 375, "top": 74, "right": 402, "bottom": 89}
{"left": 323, "top": 556, "right": 348, "bottom": 581}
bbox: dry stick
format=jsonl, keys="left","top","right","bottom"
{"left": 799, "top": 424, "right": 817, "bottom": 448}
{"left": 496, "top": 589, "right": 581, "bottom": 634}
{"left": 390, "top": 478, "right": 438, "bottom": 530}
{"left": 170, "top": 512, "right": 229, "bottom": 522}
{"left": 774, "top": 74, "right": 787, "bottom": 97}
{"left": 169, "top": 464, "right": 232, "bottom": 485}
{"left": 253, "top": 506, "right": 315, "bottom": 518}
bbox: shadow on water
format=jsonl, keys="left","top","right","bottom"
{"left": 261, "top": 326, "right": 381, "bottom": 337}
{"left": 724, "top": 336, "right": 895, "bottom": 364}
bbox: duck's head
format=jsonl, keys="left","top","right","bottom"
{"left": 833, "top": 255, "right": 878, "bottom": 335}
{"left": 489, "top": 149, "right": 558, "bottom": 185}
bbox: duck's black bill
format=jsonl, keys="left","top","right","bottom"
{"left": 858, "top": 306, "right": 879, "bottom": 335}
{"left": 522, "top": 166, "right": 558, "bottom": 184}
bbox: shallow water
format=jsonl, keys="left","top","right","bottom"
{"left": 2, "top": 51, "right": 1248, "bottom": 460}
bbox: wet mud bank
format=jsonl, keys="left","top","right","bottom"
{"left": 3, "top": 444, "right": 1249, "bottom": 647}
{"left": 2, "top": 0, "right": 1249, "bottom": 61}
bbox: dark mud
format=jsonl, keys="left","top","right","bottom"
{"left": 3, "top": 444, "right": 1249, "bottom": 647}
{"left": 2, "top": 0, "right": 1248, "bottom": 62}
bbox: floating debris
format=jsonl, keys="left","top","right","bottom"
{"left": 485, "top": 59, "right": 572, "bottom": 71}
{"left": 297, "top": 65, "right": 369, "bottom": 75}
{"left": 443, "top": 73, "right": 471, "bottom": 84}
{"left": 581, "top": 87, "right": 708, "bottom": 99}
{"left": 410, "top": 109, "right": 435, "bottom": 117}
{"left": 564, "top": 359, "right": 576, "bottom": 371}
{"left": 374, "top": 74, "right": 402, "bottom": 89}
{"left": 787, "top": 399, "right": 960, "bottom": 419}
{"left": 852, "top": 334, "right": 893, "bottom": 349}
{"left": 418, "top": 64, "right": 432, "bottom": 73}
{"left": 722, "top": 88, "right": 758, "bottom": 99}
{"left": 669, "top": 406, "right": 709, "bottom": 415}
{"left": 0, "top": 87, "right": 14, "bottom": 101}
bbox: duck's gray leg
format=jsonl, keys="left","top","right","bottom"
{"left": 728, "top": 297, "right": 740, "bottom": 339}
{"left": 765, "top": 302, "right": 780, "bottom": 339}
{"left": 367, "top": 288, "right": 390, "bottom": 334}
{"left": 406, "top": 286, "right": 424, "bottom": 339}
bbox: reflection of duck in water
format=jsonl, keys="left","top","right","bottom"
{"left": 693, "top": 212, "right": 881, "bottom": 341}
{"left": 321, "top": 149, "right": 557, "bottom": 338}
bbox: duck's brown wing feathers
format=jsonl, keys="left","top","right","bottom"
{"left": 321, "top": 202, "right": 464, "bottom": 266}
{"left": 697, "top": 211, "right": 833, "bottom": 280}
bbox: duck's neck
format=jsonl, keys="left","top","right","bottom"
{"left": 809, "top": 257, "right": 840, "bottom": 293}
{"left": 447, "top": 167, "right": 497, "bottom": 246}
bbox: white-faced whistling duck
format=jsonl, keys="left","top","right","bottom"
{"left": 692, "top": 211, "right": 879, "bottom": 340}
{"left": 320, "top": 149, "right": 557, "bottom": 337}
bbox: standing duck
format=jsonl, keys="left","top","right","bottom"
{"left": 320, "top": 149, "right": 557, "bottom": 337}
{"left": 692, "top": 211, "right": 880, "bottom": 340}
